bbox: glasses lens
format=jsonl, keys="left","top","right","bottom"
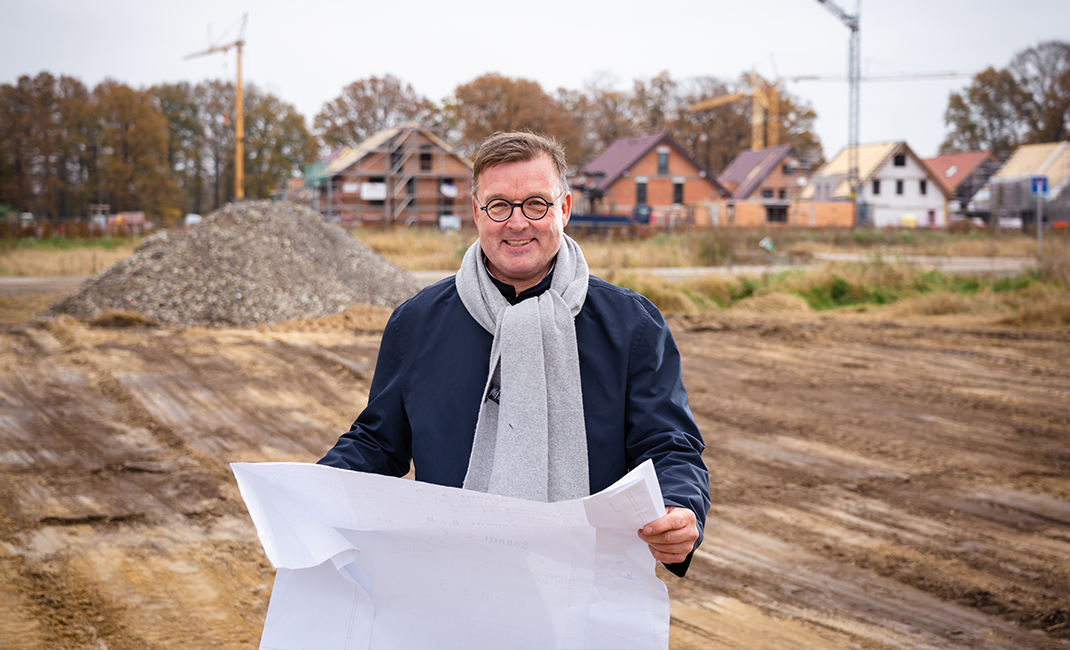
{"left": 486, "top": 199, "right": 513, "bottom": 221}
{"left": 521, "top": 197, "right": 550, "bottom": 219}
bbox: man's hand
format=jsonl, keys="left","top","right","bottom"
{"left": 638, "top": 506, "right": 698, "bottom": 564}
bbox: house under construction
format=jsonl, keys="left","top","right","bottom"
{"left": 302, "top": 124, "right": 473, "bottom": 227}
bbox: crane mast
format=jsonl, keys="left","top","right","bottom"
{"left": 185, "top": 14, "right": 247, "bottom": 200}
{"left": 816, "top": 0, "right": 862, "bottom": 223}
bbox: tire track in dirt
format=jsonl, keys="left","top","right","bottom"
{"left": 669, "top": 313, "right": 1070, "bottom": 648}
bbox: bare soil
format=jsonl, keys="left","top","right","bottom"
{"left": 0, "top": 299, "right": 1068, "bottom": 649}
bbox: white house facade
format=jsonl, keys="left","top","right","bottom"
{"left": 862, "top": 149, "right": 947, "bottom": 228}
{"left": 802, "top": 142, "right": 953, "bottom": 228}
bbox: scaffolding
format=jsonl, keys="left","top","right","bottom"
{"left": 302, "top": 125, "right": 473, "bottom": 228}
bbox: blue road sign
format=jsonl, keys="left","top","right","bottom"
{"left": 1031, "top": 176, "right": 1048, "bottom": 196}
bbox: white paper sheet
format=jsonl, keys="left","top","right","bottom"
{"left": 231, "top": 460, "right": 670, "bottom": 650}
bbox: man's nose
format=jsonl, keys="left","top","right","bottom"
{"left": 504, "top": 207, "right": 529, "bottom": 228}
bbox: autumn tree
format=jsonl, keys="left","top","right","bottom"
{"left": 941, "top": 40, "right": 1070, "bottom": 159}
{"left": 1008, "top": 40, "right": 1070, "bottom": 143}
{"left": 577, "top": 73, "right": 637, "bottom": 162}
{"left": 671, "top": 75, "right": 750, "bottom": 174}
{"left": 243, "top": 85, "right": 316, "bottom": 200}
{"left": 151, "top": 82, "right": 206, "bottom": 214}
{"left": 0, "top": 72, "right": 96, "bottom": 216}
{"left": 629, "top": 72, "right": 681, "bottom": 136}
{"left": 91, "top": 79, "right": 178, "bottom": 219}
{"left": 315, "top": 75, "right": 437, "bottom": 150}
{"left": 940, "top": 68, "right": 1026, "bottom": 160}
{"left": 446, "top": 73, "right": 584, "bottom": 159}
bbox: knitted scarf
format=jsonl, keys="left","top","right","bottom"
{"left": 456, "top": 235, "right": 590, "bottom": 502}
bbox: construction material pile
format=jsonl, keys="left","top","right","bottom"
{"left": 45, "top": 201, "right": 422, "bottom": 327}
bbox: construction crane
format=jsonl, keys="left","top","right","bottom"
{"left": 688, "top": 73, "right": 781, "bottom": 150}
{"left": 815, "top": 0, "right": 861, "bottom": 220}
{"left": 185, "top": 14, "right": 247, "bottom": 200}
{"left": 786, "top": 71, "right": 974, "bottom": 83}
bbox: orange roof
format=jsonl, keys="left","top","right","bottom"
{"left": 923, "top": 152, "right": 996, "bottom": 193}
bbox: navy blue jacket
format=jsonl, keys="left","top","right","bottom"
{"left": 319, "top": 274, "right": 710, "bottom": 576}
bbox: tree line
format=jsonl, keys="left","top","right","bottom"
{"left": 1, "top": 69, "right": 827, "bottom": 223}
{"left": 941, "top": 40, "right": 1070, "bottom": 160}
{"left": 0, "top": 74, "right": 314, "bottom": 223}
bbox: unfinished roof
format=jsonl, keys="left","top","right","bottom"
{"left": 993, "top": 142, "right": 1070, "bottom": 187}
{"left": 580, "top": 133, "right": 728, "bottom": 195}
{"left": 923, "top": 152, "right": 997, "bottom": 193}
{"left": 717, "top": 145, "right": 796, "bottom": 199}
{"left": 312, "top": 123, "right": 472, "bottom": 178}
{"left": 802, "top": 141, "right": 953, "bottom": 200}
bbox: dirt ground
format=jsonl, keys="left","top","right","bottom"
{"left": 0, "top": 293, "right": 1068, "bottom": 649}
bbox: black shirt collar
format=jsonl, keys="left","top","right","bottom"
{"left": 486, "top": 259, "right": 556, "bottom": 305}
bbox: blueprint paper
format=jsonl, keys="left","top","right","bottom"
{"left": 231, "top": 460, "right": 670, "bottom": 650}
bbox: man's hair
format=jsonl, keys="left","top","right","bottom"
{"left": 471, "top": 131, "right": 570, "bottom": 198}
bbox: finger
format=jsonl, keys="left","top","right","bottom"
{"left": 647, "top": 544, "right": 691, "bottom": 564}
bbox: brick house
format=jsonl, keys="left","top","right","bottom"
{"left": 718, "top": 145, "right": 811, "bottom": 223}
{"left": 575, "top": 133, "right": 729, "bottom": 226}
{"left": 303, "top": 124, "right": 472, "bottom": 228}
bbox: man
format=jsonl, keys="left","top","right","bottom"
{"left": 320, "top": 132, "right": 709, "bottom": 575}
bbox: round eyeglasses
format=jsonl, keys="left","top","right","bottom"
{"left": 477, "top": 190, "right": 567, "bottom": 222}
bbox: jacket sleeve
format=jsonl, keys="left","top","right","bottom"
{"left": 318, "top": 308, "right": 413, "bottom": 477}
{"left": 624, "top": 303, "right": 710, "bottom": 577}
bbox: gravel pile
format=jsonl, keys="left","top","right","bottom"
{"left": 45, "top": 201, "right": 423, "bottom": 327}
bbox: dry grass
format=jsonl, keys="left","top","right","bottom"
{"left": 268, "top": 304, "right": 395, "bottom": 333}
{"left": 0, "top": 246, "right": 136, "bottom": 276}
{"left": 0, "top": 292, "right": 66, "bottom": 324}
{"left": 354, "top": 229, "right": 475, "bottom": 271}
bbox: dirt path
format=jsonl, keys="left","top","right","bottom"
{"left": 0, "top": 305, "right": 1067, "bottom": 649}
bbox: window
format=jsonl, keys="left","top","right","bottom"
{"left": 636, "top": 181, "right": 647, "bottom": 204}
{"left": 919, "top": 179, "right": 927, "bottom": 195}
{"left": 778, "top": 188, "right": 787, "bottom": 200}
{"left": 673, "top": 182, "right": 684, "bottom": 204}
{"left": 782, "top": 164, "right": 794, "bottom": 175}
{"left": 872, "top": 179, "right": 881, "bottom": 195}
{"left": 420, "top": 147, "right": 432, "bottom": 171}
{"left": 761, "top": 188, "right": 774, "bottom": 199}
{"left": 657, "top": 151, "right": 669, "bottom": 175}
{"left": 896, "top": 179, "right": 904, "bottom": 195}
{"left": 406, "top": 177, "right": 416, "bottom": 196}
{"left": 893, "top": 154, "right": 906, "bottom": 167}
{"left": 391, "top": 150, "right": 403, "bottom": 171}
{"left": 766, "top": 205, "right": 787, "bottom": 222}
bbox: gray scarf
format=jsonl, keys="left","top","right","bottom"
{"left": 456, "top": 235, "right": 590, "bottom": 502}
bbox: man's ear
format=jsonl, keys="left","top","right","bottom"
{"left": 560, "top": 190, "right": 572, "bottom": 227}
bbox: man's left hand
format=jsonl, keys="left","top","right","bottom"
{"left": 638, "top": 506, "right": 698, "bottom": 565}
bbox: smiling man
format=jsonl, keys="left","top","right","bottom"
{"left": 320, "top": 132, "right": 709, "bottom": 574}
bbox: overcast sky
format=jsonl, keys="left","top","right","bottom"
{"left": 5, "top": 0, "right": 1069, "bottom": 162}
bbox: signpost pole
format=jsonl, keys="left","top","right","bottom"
{"left": 1037, "top": 192, "right": 1043, "bottom": 256}
{"left": 1032, "top": 176, "right": 1048, "bottom": 257}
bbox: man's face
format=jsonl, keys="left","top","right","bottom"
{"left": 472, "top": 155, "right": 571, "bottom": 293}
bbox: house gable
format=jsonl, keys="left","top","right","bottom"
{"left": 304, "top": 124, "right": 473, "bottom": 227}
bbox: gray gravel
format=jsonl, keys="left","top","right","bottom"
{"left": 44, "top": 201, "right": 422, "bottom": 327}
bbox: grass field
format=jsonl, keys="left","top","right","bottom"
{"left": 3, "top": 228, "right": 1068, "bottom": 327}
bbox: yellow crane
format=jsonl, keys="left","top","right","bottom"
{"left": 688, "top": 73, "right": 781, "bottom": 150}
{"left": 185, "top": 14, "right": 247, "bottom": 200}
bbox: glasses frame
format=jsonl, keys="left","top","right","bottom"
{"left": 476, "top": 189, "right": 567, "bottom": 223}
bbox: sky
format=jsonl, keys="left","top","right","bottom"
{"left": 4, "top": 0, "right": 1070, "bottom": 163}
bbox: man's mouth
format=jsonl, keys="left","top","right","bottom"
{"left": 505, "top": 238, "right": 533, "bottom": 247}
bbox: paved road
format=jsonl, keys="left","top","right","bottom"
{"left": 1, "top": 255, "right": 1039, "bottom": 297}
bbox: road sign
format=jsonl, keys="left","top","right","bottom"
{"left": 1031, "top": 176, "right": 1048, "bottom": 196}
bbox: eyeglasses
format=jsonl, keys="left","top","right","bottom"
{"left": 477, "top": 190, "right": 567, "bottom": 222}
